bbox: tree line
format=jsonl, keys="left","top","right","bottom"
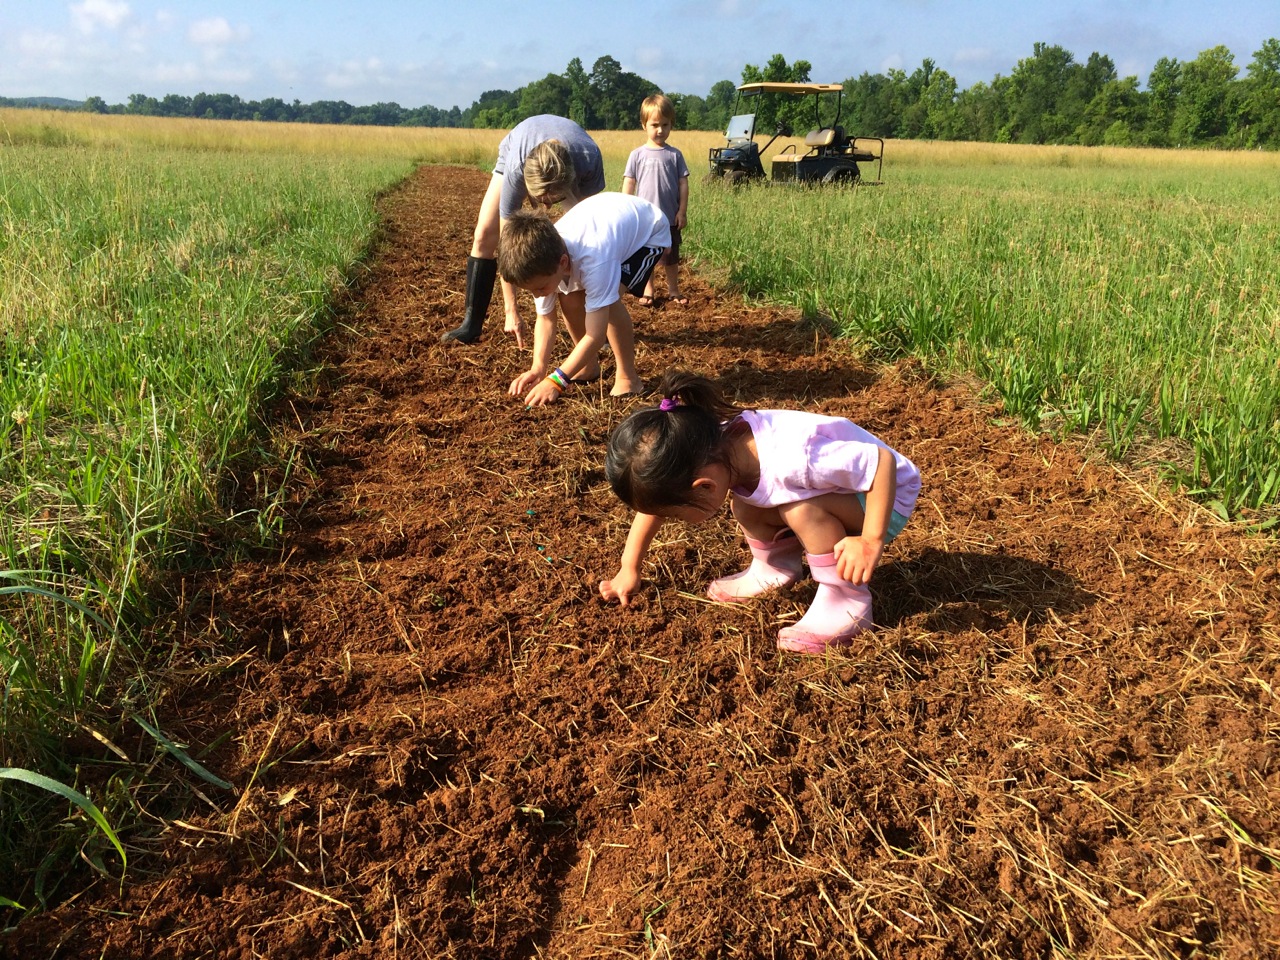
{"left": 4, "top": 41, "right": 1278, "bottom": 149}
{"left": 843, "top": 40, "right": 1280, "bottom": 148}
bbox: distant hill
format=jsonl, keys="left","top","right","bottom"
{"left": 0, "top": 96, "right": 83, "bottom": 109}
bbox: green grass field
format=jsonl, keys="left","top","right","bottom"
{"left": 690, "top": 140, "right": 1280, "bottom": 521}
{"left": 1, "top": 110, "right": 440, "bottom": 894}
{"left": 2, "top": 108, "right": 1278, "bottom": 907}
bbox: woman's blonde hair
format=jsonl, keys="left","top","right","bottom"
{"left": 523, "top": 139, "right": 577, "bottom": 206}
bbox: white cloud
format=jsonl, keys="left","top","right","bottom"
{"left": 634, "top": 46, "right": 665, "bottom": 69}
{"left": 1115, "top": 57, "right": 1149, "bottom": 82}
{"left": 188, "top": 17, "right": 247, "bottom": 47}
{"left": 71, "top": 0, "right": 130, "bottom": 34}
{"left": 268, "top": 58, "right": 300, "bottom": 85}
{"left": 151, "top": 61, "right": 202, "bottom": 85}
{"left": 953, "top": 47, "right": 994, "bottom": 65}
{"left": 18, "top": 30, "right": 68, "bottom": 58}
{"left": 324, "top": 58, "right": 388, "bottom": 90}
{"left": 149, "top": 59, "right": 253, "bottom": 88}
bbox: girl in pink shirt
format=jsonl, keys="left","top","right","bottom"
{"left": 599, "top": 371, "right": 920, "bottom": 654}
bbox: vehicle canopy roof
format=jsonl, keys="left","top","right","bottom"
{"left": 736, "top": 82, "right": 844, "bottom": 95}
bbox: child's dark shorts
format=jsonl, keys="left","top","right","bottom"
{"left": 619, "top": 245, "right": 665, "bottom": 298}
{"left": 659, "top": 226, "right": 682, "bottom": 267}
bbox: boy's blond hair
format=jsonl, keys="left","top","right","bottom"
{"left": 640, "top": 93, "right": 675, "bottom": 126}
{"left": 497, "top": 211, "right": 566, "bottom": 286}
{"left": 523, "top": 139, "right": 578, "bottom": 206}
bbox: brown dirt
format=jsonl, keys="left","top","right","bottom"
{"left": 5, "top": 165, "right": 1280, "bottom": 959}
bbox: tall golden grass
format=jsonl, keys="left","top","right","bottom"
{"left": 0, "top": 107, "right": 499, "bottom": 163}
{"left": 9, "top": 107, "right": 1280, "bottom": 173}
{"left": 0, "top": 109, "right": 722, "bottom": 184}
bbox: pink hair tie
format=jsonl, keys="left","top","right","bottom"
{"left": 659, "top": 397, "right": 679, "bottom": 412}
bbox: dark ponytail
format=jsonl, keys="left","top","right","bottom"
{"left": 605, "top": 371, "right": 745, "bottom": 513}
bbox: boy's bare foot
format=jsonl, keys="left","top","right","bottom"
{"left": 610, "top": 377, "right": 646, "bottom": 398}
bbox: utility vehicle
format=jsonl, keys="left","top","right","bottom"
{"left": 707, "top": 82, "right": 884, "bottom": 185}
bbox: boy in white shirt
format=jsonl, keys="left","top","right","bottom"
{"left": 499, "top": 193, "right": 670, "bottom": 407}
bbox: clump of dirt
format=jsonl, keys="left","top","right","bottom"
{"left": 5, "top": 165, "right": 1279, "bottom": 959}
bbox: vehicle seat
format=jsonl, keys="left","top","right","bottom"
{"left": 804, "top": 128, "right": 836, "bottom": 148}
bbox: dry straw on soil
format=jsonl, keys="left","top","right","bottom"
{"left": 4, "top": 165, "right": 1278, "bottom": 960}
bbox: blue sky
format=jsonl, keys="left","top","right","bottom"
{"left": 2, "top": 1, "right": 1277, "bottom": 108}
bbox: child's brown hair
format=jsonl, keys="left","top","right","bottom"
{"left": 497, "top": 211, "right": 566, "bottom": 286}
{"left": 640, "top": 93, "right": 675, "bottom": 126}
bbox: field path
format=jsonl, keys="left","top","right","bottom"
{"left": 6, "top": 165, "right": 1279, "bottom": 959}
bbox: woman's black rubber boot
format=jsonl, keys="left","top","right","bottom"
{"left": 441, "top": 255, "right": 498, "bottom": 343}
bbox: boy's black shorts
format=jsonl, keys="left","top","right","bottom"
{"left": 619, "top": 246, "right": 665, "bottom": 299}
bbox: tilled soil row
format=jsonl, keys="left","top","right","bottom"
{"left": 6, "top": 164, "right": 1279, "bottom": 960}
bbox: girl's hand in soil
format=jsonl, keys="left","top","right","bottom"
{"left": 508, "top": 368, "right": 544, "bottom": 397}
{"left": 599, "top": 569, "right": 642, "bottom": 606}
{"left": 523, "top": 378, "right": 562, "bottom": 407}
{"left": 833, "top": 535, "right": 884, "bottom": 586}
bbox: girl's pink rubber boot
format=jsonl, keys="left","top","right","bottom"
{"left": 707, "top": 532, "right": 804, "bottom": 603}
{"left": 776, "top": 553, "right": 873, "bottom": 654}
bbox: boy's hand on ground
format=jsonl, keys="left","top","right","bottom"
{"left": 833, "top": 536, "right": 884, "bottom": 586}
{"left": 523, "top": 379, "right": 561, "bottom": 407}
{"left": 599, "top": 570, "right": 641, "bottom": 606}
{"left": 508, "top": 369, "right": 543, "bottom": 397}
